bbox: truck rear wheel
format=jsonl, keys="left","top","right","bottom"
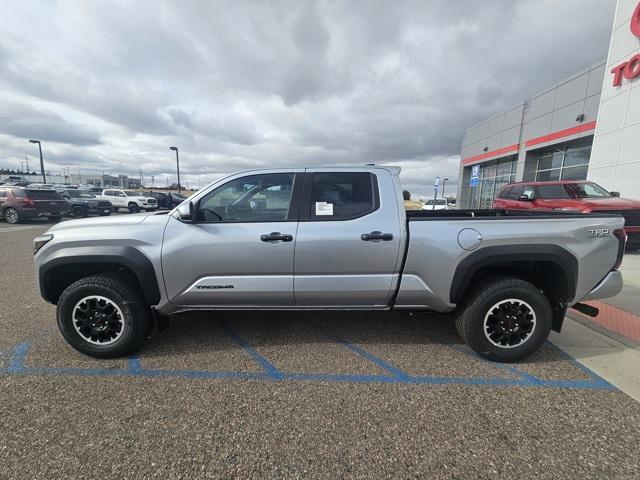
{"left": 455, "top": 277, "right": 552, "bottom": 362}
{"left": 56, "top": 273, "right": 152, "bottom": 358}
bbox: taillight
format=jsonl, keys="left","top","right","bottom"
{"left": 23, "top": 197, "right": 35, "bottom": 207}
{"left": 612, "top": 228, "right": 626, "bottom": 270}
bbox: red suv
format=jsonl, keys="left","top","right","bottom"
{"left": 494, "top": 180, "right": 640, "bottom": 249}
{"left": 0, "top": 187, "right": 67, "bottom": 224}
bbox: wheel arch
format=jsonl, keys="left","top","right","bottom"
{"left": 39, "top": 246, "right": 161, "bottom": 306}
{"left": 450, "top": 244, "right": 578, "bottom": 332}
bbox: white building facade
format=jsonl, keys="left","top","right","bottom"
{"left": 457, "top": 0, "right": 640, "bottom": 208}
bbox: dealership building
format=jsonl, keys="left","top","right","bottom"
{"left": 457, "top": 0, "right": 640, "bottom": 208}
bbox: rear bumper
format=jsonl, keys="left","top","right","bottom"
{"left": 581, "top": 270, "right": 623, "bottom": 302}
{"left": 21, "top": 208, "right": 65, "bottom": 218}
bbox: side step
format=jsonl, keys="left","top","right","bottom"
{"left": 571, "top": 302, "right": 599, "bottom": 318}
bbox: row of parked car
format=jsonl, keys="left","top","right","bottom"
{"left": 0, "top": 185, "right": 187, "bottom": 224}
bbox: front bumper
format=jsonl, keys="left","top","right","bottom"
{"left": 581, "top": 270, "right": 623, "bottom": 302}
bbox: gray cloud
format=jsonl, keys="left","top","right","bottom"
{"left": 0, "top": 0, "right": 616, "bottom": 196}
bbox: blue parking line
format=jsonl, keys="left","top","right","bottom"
{"left": 0, "top": 340, "right": 616, "bottom": 391}
{"left": 304, "top": 321, "right": 411, "bottom": 380}
{"left": 545, "top": 341, "right": 616, "bottom": 389}
{"left": 7, "top": 342, "right": 29, "bottom": 373}
{"left": 221, "top": 320, "right": 284, "bottom": 379}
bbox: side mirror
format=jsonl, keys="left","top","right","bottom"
{"left": 175, "top": 201, "right": 195, "bottom": 223}
{"left": 610, "top": 191, "right": 620, "bottom": 197}
{"left": 518, "top": 195, "right": 533, "bottom": 202}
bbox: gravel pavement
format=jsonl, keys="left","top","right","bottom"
{"left": 1, "top": 221, "right": 639, "bottom": 479}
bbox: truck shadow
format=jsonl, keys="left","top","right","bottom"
{"left": 143, "top": 310, "right": 462, "bottom": 359}
{"left": 139, "top": 310, "right": 577, "bottom": 374}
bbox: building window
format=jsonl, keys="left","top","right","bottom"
{"left": 534, "top": 138, "right": 591, "bottom": 182}
{"left": 469, "top": 156, "right": 517, "bottom": 209}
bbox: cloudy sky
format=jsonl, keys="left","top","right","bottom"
{"left": 0, "top": 0, "right": 616, "bottom": 197}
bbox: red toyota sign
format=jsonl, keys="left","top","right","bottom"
{"left": 611, "top": 1, "right": 640, "bottom": 86}
{"left": 632, "top": 0, "right": 640, "bottom": 37}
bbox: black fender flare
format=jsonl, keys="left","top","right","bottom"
{"left": 449, "top": 244, "right": 578, "bottom": 304}
{"left": 39, "top": 245, "right": 161, "bottom": 305}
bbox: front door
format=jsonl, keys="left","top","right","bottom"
{"left": 162, "top": 172, "right": 301, "bottom": 307}
{"left": 294, "top": 170, "right": 403, "bottom": 307}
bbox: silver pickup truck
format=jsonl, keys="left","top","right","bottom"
{"left": 34, "top": 166, "right": 626, "bottom": 362}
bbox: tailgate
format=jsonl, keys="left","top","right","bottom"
{"left": 26, "top": 190, "right": 67, "bottom": 213}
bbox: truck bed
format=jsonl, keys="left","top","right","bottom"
{"left": 406, "top": 209, "right": 621, "bottom": 220}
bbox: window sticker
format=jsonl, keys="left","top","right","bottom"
{"left": 315, "top": 201, "right": 334, "bottom": 216}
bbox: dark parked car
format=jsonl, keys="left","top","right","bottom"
{"left": 0, "top": 187, "right": 67, "bottom": 224}
{"left": 60, "top": 190, "right": 113, "bottom": 218}
{"left": 143, "top": 191, "right": 187, "bottom": 209}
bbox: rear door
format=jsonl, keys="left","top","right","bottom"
{"left": 293, "top": 169, "right": 403, "bottom": 307}
{"left": 162, "top": 171, "right": 302, "bottom": 307}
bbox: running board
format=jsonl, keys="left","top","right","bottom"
{"left": 571, "top": 302, "right": 599, "bottom": 318}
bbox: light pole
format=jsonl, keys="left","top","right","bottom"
{"left": 28, "top": 139, "right": 46, "bottom": 183}
{"left": 442, "top": 178, "right": 450, "bottom": 199}
{"left": 170, "top": 146, "right": 180, "bottom": 193}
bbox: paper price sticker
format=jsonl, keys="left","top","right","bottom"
{"left": 315, "top": 202, "right": 333, "bottom": 216}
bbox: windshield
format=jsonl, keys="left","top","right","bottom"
{"left": 123, "top": 191, "right": 139, "bottom": 196}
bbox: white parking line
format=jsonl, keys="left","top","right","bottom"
{"left": 0, "top": 225, "right": 50, "bottom": 233}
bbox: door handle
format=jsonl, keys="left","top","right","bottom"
{"left": 260, "top": 232, "right": 293, "bottom": 242}
{"left": 361, "top": 231, "right": 393, "bottom": 241}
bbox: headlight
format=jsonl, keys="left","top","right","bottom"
{"left": 33, "top": 234, "right": 54, "bottom": 254}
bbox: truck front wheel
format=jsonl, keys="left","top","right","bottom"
{"left": 455, "top": 277, "right": 552, "bottom": 362}
{"left": 56, "top": 273, "right": 152, "bottom": 358}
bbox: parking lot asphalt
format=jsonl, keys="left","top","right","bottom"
{"left": 1, "top": 220, "right": 640, "bottom": 479}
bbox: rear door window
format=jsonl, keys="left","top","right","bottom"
{"left": 537, "top": 185, "right": 571, "bottom": 199}
{"left": 306, "top": 172, "right": 377, "bottom": 221}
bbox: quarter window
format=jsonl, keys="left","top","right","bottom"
{"left": 198, "top": 173, "right": 295, "bottom": 223}
{"left": 307, "top": 172, "right": 376, "bottom": 220}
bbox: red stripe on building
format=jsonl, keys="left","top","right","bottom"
{"left": 524, "top": 121, "right": 597, "bottom": 148}
{"left": 463, "top": 144, "right": 519, "bottom": 166}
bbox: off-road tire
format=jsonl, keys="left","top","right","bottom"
{"left": 128, "top": 203, "right": 140, "bottom": 214}
{"left": 57, "top": 273, "right": 152, "bottom": 358}
{"left": 455, "top": 277, "right": 552, "bottom": 362}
